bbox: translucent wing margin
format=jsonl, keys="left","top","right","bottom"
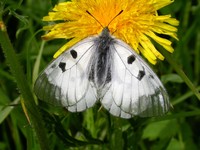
{"left": 101, "top": 39, "right": 170, "bottom": 118}
{"left": 34, "top": 37, "right": 98, "bottom": 112}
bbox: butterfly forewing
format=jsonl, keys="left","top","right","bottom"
{"left": 34, "top": 37, "right": 98, "bottom": 111}
{"left": 101, "top": 39, "right": 170, "bottom": 118}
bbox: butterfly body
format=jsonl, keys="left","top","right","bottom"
{"left": 88, "top": 27, "right": 113, "bottom": 89}
{"left": 34, "top": 27, "right": 170, "bottom": 118}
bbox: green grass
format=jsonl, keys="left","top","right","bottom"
{"left": 0, "top": 0, "right": 200, "bottom": 150}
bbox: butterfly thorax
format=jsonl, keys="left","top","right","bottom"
{"left": 88, "top": 27, "right": 114, "bottom": 89}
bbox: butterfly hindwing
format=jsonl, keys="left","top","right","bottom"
{"left": 101, "top": 39, "right": 170, "bottom": 118}
{"left": 34, "top": 37, "right": 98, "bottom": 112}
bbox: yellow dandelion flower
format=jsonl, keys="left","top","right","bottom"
{"left": 42, "top": 0, "right": 179, "bottom": 64}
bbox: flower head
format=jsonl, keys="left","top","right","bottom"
{"left": 42, "top": 0, "right": 179, "bottom": 64}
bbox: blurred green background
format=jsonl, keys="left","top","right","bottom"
{"left": 0, "top": 0, "right": 200, "bottom": 149}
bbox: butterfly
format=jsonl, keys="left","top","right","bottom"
{"left": 34, "top": 26, "right": 170, "bottom": 119}
{"left": 34, "top": 11, "right": 170, "bottom": 118}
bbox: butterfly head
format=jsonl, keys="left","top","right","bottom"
{"left": 101, "top": 27, "right": 110, "bottom": 37}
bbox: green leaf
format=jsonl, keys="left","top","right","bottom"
{"left": 0, "top": 88, "right": 19, "bottom": 124}
{"left": 142, "top": 119, "right": 179, "bottom": 140}
{"left": 161, "top": 73, "right": 183, "bottom": 84}
{"left": 167, "top": 138, "right": 184, "bottom": 150}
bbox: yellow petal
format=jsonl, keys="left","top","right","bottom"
{"left": 153, "top": 0, "right": 174, "bottom": 10}
{"left": 139, "top": 45, "right": 157, "bottom": 65}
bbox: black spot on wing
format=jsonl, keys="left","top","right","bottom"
{"left": 127, "top": 55, "right": 135, "bottom": 64}
{"left": 149, "top": 74, "right": 154, "bottom": 79}
{"left": 51, "top": 64, "right": 56, "bottom": 68}
{"left": 70, "top": 49, "right": 77, "bottom": 59}
{"left": 59, "top": 62, "right": 66, "bottom": 72}
{"left": 137, "top": 70, "right": 145, "bottom": 80}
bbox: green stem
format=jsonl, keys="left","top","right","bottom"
{"left": 161, "top": 49, "right": 200, "bottom": 100}
{"left": 32, "top": 39, "right": 45, "bottom": 84}
{"left": 111, "top": 118, "right": 123, "bottom": 149}
{"left": 172, "top": 86, "right": 200, "bottom": 105}
{"left": 0, "top": 21, "right": 50, "bottom": 149}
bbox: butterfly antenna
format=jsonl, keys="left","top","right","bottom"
{"left": 86, "top": 10, "right": 123, "bottom": 28}
{"left": 86, "top": 10, "right": 104, "bottom": 28}
{"left": 107, "top": 10, "right": 123, "bottom": 27}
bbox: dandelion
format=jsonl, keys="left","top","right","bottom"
{"left": 42, "top": 0, "right": 179, "bottom": 64}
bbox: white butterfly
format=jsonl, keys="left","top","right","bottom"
{"left": 34, "top": 27, "right": 170, "bottom": 119}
